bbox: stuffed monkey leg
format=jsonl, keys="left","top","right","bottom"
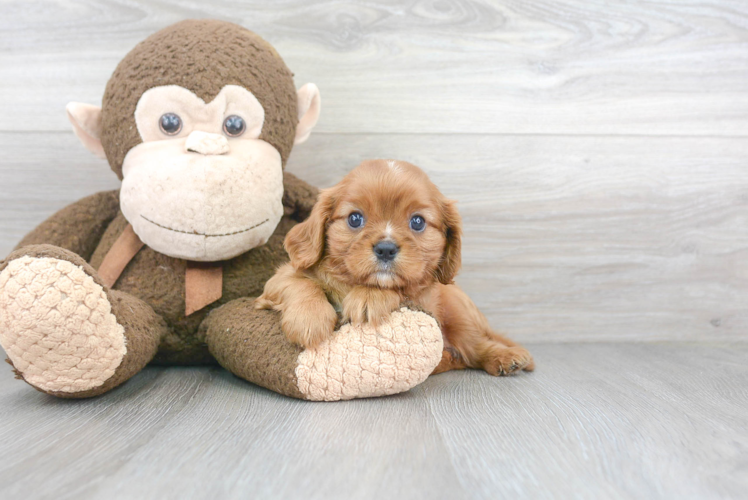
{"left": 0, "top": 245, "right": 166, "bottom": 398}
{"left": 201, "top": 297, "right": 444, "bottom": 401}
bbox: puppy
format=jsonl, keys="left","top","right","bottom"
{"left": 256, "top": 159, "right": 534, "bottom": 376}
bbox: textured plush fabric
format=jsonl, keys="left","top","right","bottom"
{"left": 2, "top": 245, "right": 105, "bottom": 286}
{"left": 0, "top": 246, "right": 166, "bottom": 398}
{"left": 203, "top": 301, "right": 443, "bottom": 401}
{"left": 183, "top": 131, "right": 231, "bottom": 155}
{"left": 83, "top": 173, "right": 318, "bottom": 365}
{"left": 58, "top": 288, "right": 167, "bottom": 399}
{"left": 294, "top": 83, "right": 321, "bottom": 144}
{"left": 282, "top": 171, "right": 320, "bottom": 222}
{"left": 101, "top": 19, "right": 298, "bottom": 179}
{"left": 296, "top": 308, "right": 444, "bottom": 401}
{"left": 201, "top": 297, "right": 305, "bottom": 399}
{"left": 66, "top": 102, "right": 107, "bottom": 159}
{"left": 120, "top": 137, "right": 285, "bottom": 261}
{"left": 14, "top": 190, "right": 120, "bottom": 261}
{"left": 0, "top": 255, "right": 126, "bottom": 393}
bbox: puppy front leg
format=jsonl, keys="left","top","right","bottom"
{"left": 256, "top": 264, "right": 338, "bottom": 349}
{"left": 342, "top": 286, "right": 401, "bottom": 326}
{"left": 439, "top": 284, "right": 534, "bottom": 376}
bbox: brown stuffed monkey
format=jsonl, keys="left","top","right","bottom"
{"left": 0, "top": 20, "right": 443, "bottom": 401}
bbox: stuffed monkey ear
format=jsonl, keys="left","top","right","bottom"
{"left": 66, "top": 102, "right": 106, "bottom": 159}
{"left": 294, "top": 83, "right": 321, "bottom": 145}
{"left": 435, "top": 199, "right": 463, "bottom": 285}
{"left": 284, "top": 185, "right": 336, "bottom": 270}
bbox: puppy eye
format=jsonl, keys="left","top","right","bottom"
{"left": 159, "top": 113, "right": 182, "bottom": 135}
{"left": 223, "top": 115, "right": 246, "bottom": 137}
{"left": 410, "top": 215, "right": 426, "bottom": 232}
{"left": 347, "top": 212, "right": 365, "bottom": 229}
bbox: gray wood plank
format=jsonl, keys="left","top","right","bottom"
{"left": 2, "top": 132, "right": 746, "bottom": 342}
{"left": 424, "top": 342, "right": 748, "bottom": 500}
{"left": 0, "top": 343, "right": 745, "bottom": 499}
{"left": 1, "top": 0, "right": 747, "bottom": 135}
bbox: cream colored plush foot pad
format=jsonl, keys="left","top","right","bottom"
{"left": 295, "top": 308, "right": 443, "bottom": 401}
{"left": 0, "top": 256, "right": 126, "bottom": 393}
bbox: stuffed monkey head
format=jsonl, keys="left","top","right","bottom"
{"left": 66, "top": 20, "right": 321, "bottom": 261}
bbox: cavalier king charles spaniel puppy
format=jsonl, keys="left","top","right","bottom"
{"left": 256, "top": 159, "right": 534, "bottom": 376}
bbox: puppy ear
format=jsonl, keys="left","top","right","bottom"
{"left": 435, "top": 199, "right": 462, "bottom": 284}
{"left": 284, "top": 186, "right": 336, "bottom": 270}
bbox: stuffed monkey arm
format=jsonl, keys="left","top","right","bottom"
{"left": 12, "top": 190, "right": 120, "bottom": 261}
{"left": 282, "top": 171, "right": 319, "bottom": 222}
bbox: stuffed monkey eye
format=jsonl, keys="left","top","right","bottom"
{"left": 410, "top": 215, "right": 426, "bottom": 232}
{"left": 223, "top": 115, "right": 246, "bottom": 137}
{"left": 347, "top": 212, "right": 365, "bottom": 229}
{"left": 159, "top": 113, "right": 182, "bottom": 135}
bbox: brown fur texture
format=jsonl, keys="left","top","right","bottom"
{"left": 14, "top": 190, "right": 121, "bottom": 261}
{"left": 77, "top": 172, "right": 315, "bottom": 365}
{"left": 257, "top": 160, "right": 535, "bottom": 376}
{"left": 101, "top": 19, "right": 298, "bottom": 179}
{"left": 199, "top": 297, "right": 305, "bottom": 399}
{"left": 3, "top": 172, "right": 317, "bottom": 396}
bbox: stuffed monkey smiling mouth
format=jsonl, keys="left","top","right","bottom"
{"left": 139, "top": 214, "right": 270, "bottom": 238}
{"left": 121, "top": 135, "right": 284, "bottom": 262}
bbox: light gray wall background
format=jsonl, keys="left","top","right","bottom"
{"left": 1, "top": 0, "right": 746, "bottom": 342}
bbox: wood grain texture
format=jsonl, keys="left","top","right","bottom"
{"left": 1, "top": 0, "right": 748, "bottom": 135}
{"left": 0, "top": 343, "right": 745, "bottom": 500}
{"left": 2, "top": 132, "right": 746, "bottom": 342}
{"left": 1, "top": 3, "right": 747, "bottom": 499}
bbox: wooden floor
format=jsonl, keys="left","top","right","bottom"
{"left": 2, "top": 1, "right": 748, "bottom": 499}
{"left": 0, "top": 343, "right": 745, "bottom": 500}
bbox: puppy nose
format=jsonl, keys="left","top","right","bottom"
{"left": 373, "top": 241, "right": 399, "bottom": 262}
{"left": 185, "top": 131, "right": 229, "bottom": 155}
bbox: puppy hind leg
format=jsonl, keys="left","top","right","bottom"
{"left": 439, "top": 284, "right": 534, "bottom": 376}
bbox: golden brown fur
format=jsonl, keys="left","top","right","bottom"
{"left": 256, "top": 159, "right": 534, "bottom": 376}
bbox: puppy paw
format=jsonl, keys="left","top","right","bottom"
{"left": 342, "top": 286, "right": 401, "bottom": 326}
{"left": 281, "top": 299, "right": 338, "bottom": 349}
{"left": 254, "top": 295, "right": 275, "bottom": 310}
{"left": 481, "top": 345, "right": 535, "bottom": 376}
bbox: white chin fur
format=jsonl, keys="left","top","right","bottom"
{"left": 120, "top": 139, "right": 284, "bottom": 261}
{"left": 374, "top": 271, "right": 397, "bottom": 287}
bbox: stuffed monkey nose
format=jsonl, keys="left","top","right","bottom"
{"left": 185, "top": 131, "right": 229, "bottom": 155}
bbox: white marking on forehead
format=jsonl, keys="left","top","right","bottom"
{"left": 387, "top": 160, "right": 402, "bottom": 173}
{"left": 385, "top": 222, "right": 393, "bottom": 238}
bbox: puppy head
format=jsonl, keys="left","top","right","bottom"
{"left": 285, "top": 159, "right": 462, "bottom": 289}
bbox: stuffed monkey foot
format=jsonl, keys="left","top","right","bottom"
{"left": 0, "top": 245, "right": 165, "bottom": 398}
{"left": 202, "top": 298, "right": 444, "bottom": 401}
